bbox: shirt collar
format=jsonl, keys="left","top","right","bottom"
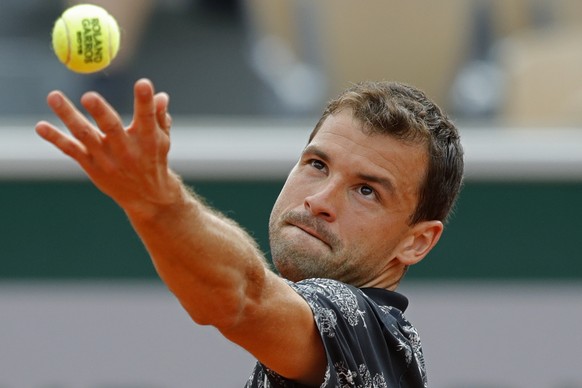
{"left": 360, "top": 287, "right": 409, "bottom": 311}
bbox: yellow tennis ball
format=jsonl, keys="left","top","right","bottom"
{"left": 52, "top": 4, "right": 120, "bottom": 74}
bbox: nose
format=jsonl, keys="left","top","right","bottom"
{"left": 304, "top": 182, "right": 338, "bottom": 222}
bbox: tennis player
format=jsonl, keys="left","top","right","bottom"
{"left": 35, "top": 78, "right": 463, "bottom": 387}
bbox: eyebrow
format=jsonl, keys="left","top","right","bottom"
{"left": 357, "top": 172, "right": 395, "bottom": 193}
{"left": 303, "top": 144, "right": 330, "bottom": 162}
{"left": 302, "top": 144, "right": 396, "bottom": 194}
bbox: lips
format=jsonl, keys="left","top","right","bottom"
{"left": 279, "top": 210, "right": 338, "bottom": 250}
{"left": 286, "top": 220, "right": 331, "bottom": 248}
{"left": 296, "top": 223, "right": 323, "bottom": 241}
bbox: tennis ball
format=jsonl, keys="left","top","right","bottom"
{"left": 52, "top": 4, "right": 120, "bottom": 73}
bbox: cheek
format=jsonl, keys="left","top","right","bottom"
{"left": 270, "top": 181, "right": 300, "bottom": 222}
{"left": 347, "top": 215, "right": 403, "bottom": 252}
{"left": 274, "top": 171, "right": 305, "bottom": 207}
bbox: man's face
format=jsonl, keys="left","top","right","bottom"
{"left": 268, "top": 109, "right": 428, "bottom": 287}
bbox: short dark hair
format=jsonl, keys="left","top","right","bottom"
{"left": 309, "top": 81, "right": 464, "bottom": 224}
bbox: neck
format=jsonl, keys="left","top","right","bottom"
{"left": 360, "top": 261, "right": 407, "bottom": 291}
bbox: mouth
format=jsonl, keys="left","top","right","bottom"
{"left": 287, "top": 221, "right": 331, "bottom": 248}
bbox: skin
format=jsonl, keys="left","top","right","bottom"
{"left": 35, "top": 79, "right": 443, "bottom": 386}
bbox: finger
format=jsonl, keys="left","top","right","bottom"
{"left": 46, "top": 91, "right": 102, "bottom": 147}
{"left": 154, "top": 92, "right": 172, "bottom": 135}
{"left": 132, "top": 78, "right": 156, "bottom": 133}
{"left": 35, "top": 120, "right": 91, "bottom": 164}
{"left": 81, "top": 91, "right": 126, "bottom": 137}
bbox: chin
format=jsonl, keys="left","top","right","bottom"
{"left": 272, "top": 258, "right": 307, "bottom": 283}
{"left": 270, "top": 235, "right": 331, "bottom": 282}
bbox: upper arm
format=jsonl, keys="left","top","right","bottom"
{"left": 218, "top": 270, "right": 327, "bottom": 386}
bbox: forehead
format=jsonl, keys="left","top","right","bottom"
{"left": 310, "top": 110, "right": 426, "bottom": 160}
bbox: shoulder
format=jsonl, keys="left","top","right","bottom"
{"left": 286, "top": 278, "right": 366, "bottom": 310}
{"left": 285, "top": 278, "right": 428, "bottom": 387}
{"left": 287, "top": 278, "right": 409, "bottom": 329}
{"left": 286, "top": 278, "right": 367, "bottom": 328}
{"left": 287, "top": 278, "right": 361, "bottom": 307}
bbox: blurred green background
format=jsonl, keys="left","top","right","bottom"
{"left": 2, "top": 179, "right": 580, "bottom": 280}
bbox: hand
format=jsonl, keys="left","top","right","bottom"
{"left": 35, "top": 78, "right": 182, "bottom": 217}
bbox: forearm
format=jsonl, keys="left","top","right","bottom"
{"left": 125, "top": 179, "right": 269, "bottom": 328}
{"left": 37, "top": 79, "right": 328, "bottom": 385}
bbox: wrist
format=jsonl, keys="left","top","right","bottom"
{"left": 123, "top": 171, "right": 195, "bottom": 222}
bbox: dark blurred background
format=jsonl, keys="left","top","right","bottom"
{"left": 3, "top": 0, "right": 582, "bottom": 124}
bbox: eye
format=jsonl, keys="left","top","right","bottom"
{"left": 358, "top": 185, "right": 376, "bottom": 198}
{"left": 310, "top": 159, "right": 326, "bottom": 171}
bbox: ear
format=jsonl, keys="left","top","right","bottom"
{"left": 396, "top": 220, "right": 444, "bottom": 266}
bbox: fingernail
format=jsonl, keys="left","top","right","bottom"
{"left": 82, "top": 93, "right": 96, "bottom": 109}
{"left": 48, "top": 92, "right": 62, "bottom": 108}
{"left": 35, "top": 123, "right": 47, "bottom": 137}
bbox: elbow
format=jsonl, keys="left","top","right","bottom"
{"left": 185, "top": 288, "right": 248, "bottom": 329}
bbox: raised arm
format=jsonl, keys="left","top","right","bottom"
{"left": 35, "top": 79, "right": 326, "bottom": 385}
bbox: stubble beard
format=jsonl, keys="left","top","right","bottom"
{"left": 268, "top": 210, "right": 352, "bottom": 283}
